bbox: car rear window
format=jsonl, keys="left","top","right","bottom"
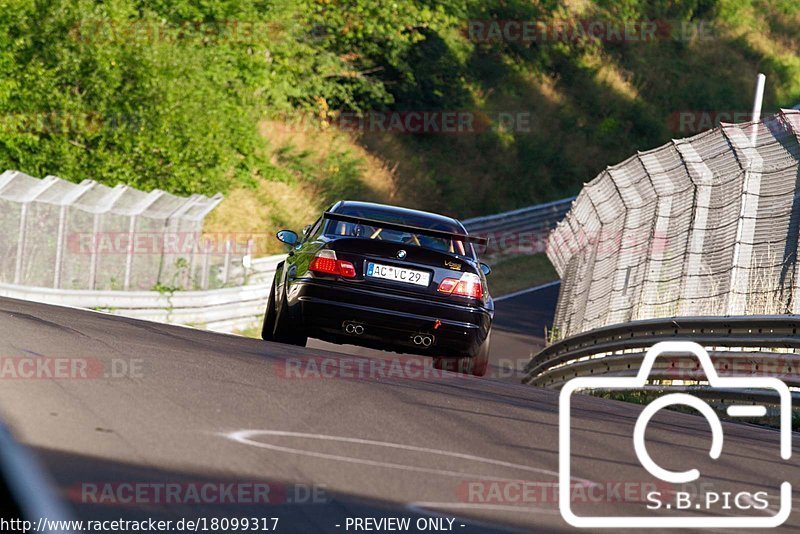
{"left": 324, "top": 207, "right": 474, "bottom": 258}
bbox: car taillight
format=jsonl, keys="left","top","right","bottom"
{"left": 437, "top": 272, "right": 483, "bottom": 299}
{"left": 437, "top": 278, "right": 459, "bottom": 294}
{"left": 309, "top": 250, "right": 356, "bottom": 278}
{"left": 338, "top": 261, "right": 356, "bottom": 278}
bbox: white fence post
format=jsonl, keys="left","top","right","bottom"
{"left": 13, "top": 204, "right": 27, "bottom": 285}
{"left": 222, "top": 240, "right": 232, "bottom": 285}
{"left": 123, "top": 215, "right": 136, "bottom": 290}
{"left": 53, "top": 205, "right": 67, "bottom": 288}
{"left": 673, "top": 140, "right": 714, "bottom": 316}
{"left": 88, "top": 213, "right": 100, "bottom": 290}
{"left": 188, "top": 231, "right": 199, "bottom": 290}
{"left": 750, "top": 73, "right": 766, "bottom": 146}
{"left": 201, "top": 244, "right": 210, "bottom": 290}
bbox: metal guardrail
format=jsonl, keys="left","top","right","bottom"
{"left": 524, "top": 315, "right": 800, "bottom": 397}
{"left": 462, "top": 197, "right": 574, "bottom": 255}
{"left": 462, "top": 197, "right": 574, "bottom": 232}
{"left": 0, "top": 254, "right": 285, "bottom": 333}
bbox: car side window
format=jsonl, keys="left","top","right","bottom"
{"left": 302, "top": 217, "right": 323, "bottom": 243}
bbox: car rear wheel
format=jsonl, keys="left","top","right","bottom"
{"left": 261, "top": 281, "right": 278, "bottom": 341}
{"left": 262, "top": 276, "right": 307, "bottom": 347}
{"left": 469, "top": 334, "right": 490, "bottom": 376}
{"left": 432, "top": 333, "right": 490, "bottom": 377}
{"left": 273, "top": 288, "right": 307, "bottom": 348}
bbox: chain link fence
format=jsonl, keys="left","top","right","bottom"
{"left": 0, "top": 170, "right": 251, "bottom": 291}
{"left": 548, "top": 109, "right": 800, "bottom": 338}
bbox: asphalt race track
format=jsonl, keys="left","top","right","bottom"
{"left": 0, "top": 285, "right": 798, "bottom": 533}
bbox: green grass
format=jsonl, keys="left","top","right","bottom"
{"left": 235, "top": 322, "right": 262, "bottom": 339}
{"left": 487, "top": 253, "right": 558, "bottom": 297}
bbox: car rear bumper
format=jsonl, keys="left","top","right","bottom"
{"left": 286, "top": 279, "right": 492, "bottom": 356}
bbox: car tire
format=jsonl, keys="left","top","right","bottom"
{"left": 432, "top": 333, "right": 490, "bottom": 377}
{"left": 261, "top": 281, "right": 278, "bottom": 341}
{"left": 273, "top": 285, "right": 308, "bottom": 347}
{"left": 467, "top": 333, "right": 491, "bottom": 377}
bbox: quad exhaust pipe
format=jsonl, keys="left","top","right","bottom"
{"left": 342, "top": 321, "right": 431, "bottom": 346}
{"left": 412, "top": 334, "right": 433, "bottom": 347}
{"left": 343, "top": 322, "right": 364, "bottom": 335}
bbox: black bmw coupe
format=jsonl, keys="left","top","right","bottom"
{"left": 262, "top": 201, "right": 493, "bottom": 376}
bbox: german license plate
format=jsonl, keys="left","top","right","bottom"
{"left": 366, "top": 262, "right": 430, "bottom": 286}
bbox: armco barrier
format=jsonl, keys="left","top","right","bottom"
{"left": 462, "top": 197, "right": 574, "bottom": 256}
{"left": 524, "top": 315, "right": 800, "bottom": 405}
{"left": 0, "top": 281, "right": 268, "bottom": 333}
{"left": 462, "top": 197, "right": 574, "bottom": 233}
{"left": 0, "top": 254, "right": 286, "bottom": 333}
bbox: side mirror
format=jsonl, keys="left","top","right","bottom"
{"left": 276, "top": 230, "right": 298, "bottom": 246}
{"left": 480, "top": 262, "right": 491, "bottom": 276}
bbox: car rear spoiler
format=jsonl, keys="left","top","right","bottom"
{"left": 323, "top": 211, "right": 489, "bottom": 246}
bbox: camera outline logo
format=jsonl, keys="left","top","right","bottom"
{"left": 559, "top": 341, "right": 792, "bottom": 528}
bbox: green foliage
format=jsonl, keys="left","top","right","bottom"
{"left": 1, "top": 0, "right": 799, "bottom": 218}
{"left": 488, "top": 253, "right": 559, "bottom": 298}
{"left": 272, "top": 141, "right": 368, "bottom": 206}
{"left": 0, "top": 0, "right": 276, "bottom": 194}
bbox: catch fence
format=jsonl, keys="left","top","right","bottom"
{"left": 0, "top": 170, "right": 249, "bottom": 291}
{"left": 548, "top": 109, "right": 800, "bottom": 338}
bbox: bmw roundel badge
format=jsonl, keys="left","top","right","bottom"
{"left": 396, "top": 249, "right": 407, "bottom": 259}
